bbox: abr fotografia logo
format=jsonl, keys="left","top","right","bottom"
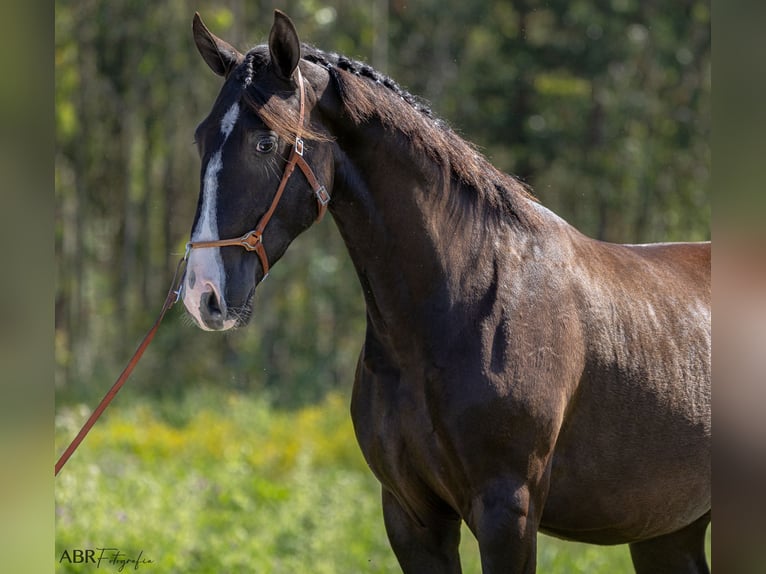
{"left": 58, "top": 548, "right": 154, "bottom": 571}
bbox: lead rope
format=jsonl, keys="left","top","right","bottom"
{"left": 54, "top": 247, "right": 190, "bottom": 476}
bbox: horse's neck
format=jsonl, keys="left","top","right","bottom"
{"left": 326, "top": 124, "right": 544, "bottom": 359}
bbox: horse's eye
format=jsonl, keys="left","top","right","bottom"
{"left": 256, "top": 136, "right": 277, "bottom": 154}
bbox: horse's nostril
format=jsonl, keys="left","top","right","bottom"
{"left": 197, "top": 288, "right": 226, "bottom": 330}
{"left": 204, "top": 290, "right": 222, "bottom": 316}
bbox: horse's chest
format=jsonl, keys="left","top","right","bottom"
{"left": 350, "top": 357, "right": 459, "bottom": 514}
{"left": 351, "top": 369, "right": 429, "bottom": 481}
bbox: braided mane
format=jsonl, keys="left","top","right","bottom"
{"left": 237, "top": 43, "right": 537, "bottom": 224}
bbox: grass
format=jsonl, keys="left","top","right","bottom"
{"left": 55, "top": 389, "right": 707, "bottom": 572}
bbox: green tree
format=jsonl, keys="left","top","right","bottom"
{"left": 55, "top": 0, "right": 709, "bottom": 406}
{"left": 388, "top": 0, "right": 710, "bottom": 242}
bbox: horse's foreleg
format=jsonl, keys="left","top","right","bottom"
{"left": 629, "top": 511, "right": 711, "bottom": 574}
{"left": 469, "top": 479, "right": 539, "bottom": 574}
{"left": 382, "top": 487, "right": 463, "bottom": 574}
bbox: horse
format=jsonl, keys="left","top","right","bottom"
{"left": 181, "top": 11, "right": 711, "bottom": 573}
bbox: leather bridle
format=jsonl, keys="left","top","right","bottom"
{"left": 187, "top": 67, "right": 330, "bottom": 279}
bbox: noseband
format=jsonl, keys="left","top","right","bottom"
{"left": 187, "top": 68, "right": 330, "bottom": 279}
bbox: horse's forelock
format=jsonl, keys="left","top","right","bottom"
{"left": 235, "top": 48, "right": 329, "bottom": 144}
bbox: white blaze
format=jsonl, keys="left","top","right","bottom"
{"left": 220, "top": 102, "right": 240, "bottom": 137}
{"left": 183, "top": 102, "right": 240, "bottom": 330}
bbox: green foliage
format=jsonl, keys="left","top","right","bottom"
{"left": 56, "top": 391, "right": 395, "bottom": 573}
{"left": 55, "top": 0, "right": 710, "bottom": 403}
{"left": 388, "top": 0, "right": 710, "bottom": 243}
{"left": 57, "top": 390, "right": 704, "bottom": 572}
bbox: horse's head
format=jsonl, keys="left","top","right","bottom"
{"left": 182, "top": 11, "right": 333, "bottom": 331}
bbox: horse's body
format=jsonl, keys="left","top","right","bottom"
{"left": 182, "top": 12, "right": 711, "bottom": 573}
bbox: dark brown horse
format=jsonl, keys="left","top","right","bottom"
{"left": 181, "top": 11, "right": 711, "bottom": 573}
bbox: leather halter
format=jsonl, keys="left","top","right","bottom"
{"left": 187, "top": 68, "right": 329, "bottom": 279}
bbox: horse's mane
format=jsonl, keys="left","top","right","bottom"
{"left": 237, "top": 44, "right": 538, "bottom": 225}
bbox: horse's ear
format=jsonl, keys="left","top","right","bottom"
{"left": 192, "top": 12, "right": 243, "bottom": 78}
{"left": 269, "top": 10, "right": 301, "bottom": 81}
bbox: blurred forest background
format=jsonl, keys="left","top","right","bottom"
{"left": 55, "top": 0, "right": 710, "bottom": 406}
{"left": 55, "top": 1, "right": 710, "bottom": 570}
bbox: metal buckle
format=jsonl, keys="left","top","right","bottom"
{"left": 295, "top": 137, "right": 305, "bottom": 157}
{"left": 173, "top": 283, "right": 184, "bottom": 303}
{"left": 315, "top": 185, "right": 330, "bottom": 206}
{"left": 240, "top": 230, "right": 263, "bottom": 251}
